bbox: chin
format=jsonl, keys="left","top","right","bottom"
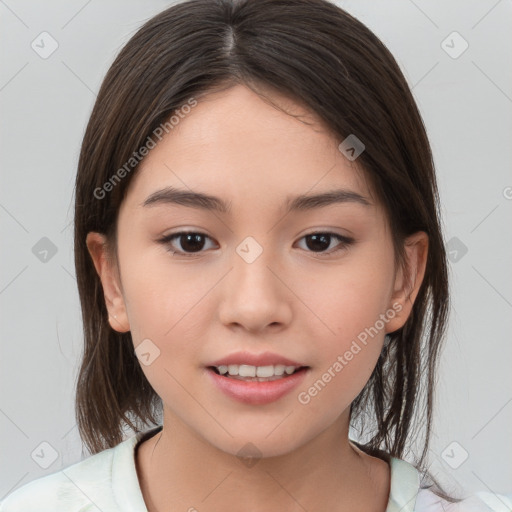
{"left": 216, "top": 437, "right": 296, "bottom": 461}
{"left": 198, "top": 422, "right": 314, "bottom": 462}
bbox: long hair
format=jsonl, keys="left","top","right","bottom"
{"left": 73, "top": 0, "right": 454, "bottom": 500}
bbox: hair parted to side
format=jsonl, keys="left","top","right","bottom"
{"left": 73, "top": 0, "right": 455, "bottom": 501}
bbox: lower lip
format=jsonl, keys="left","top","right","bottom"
{"left": 206, "top": 367, "right": 309, "bottom": 405}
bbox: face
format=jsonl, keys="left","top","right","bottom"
{"left": 87, "top": 84, "right": 427, "bottom": 458}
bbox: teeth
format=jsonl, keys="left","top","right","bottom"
{"left": 215, "top": 364, "right": 301, "bottom": 378}
{"left": 239, "top": 365, "right": 256, "bottom": 377}
{"left": 256, "top": 365, "right": 274, "bottom": 378}
{"left": 274, "top": 365, "right": 285, "bottom": 375}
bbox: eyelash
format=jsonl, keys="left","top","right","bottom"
{"left": 157, "top": 230, "right": 355, "bottom": 258}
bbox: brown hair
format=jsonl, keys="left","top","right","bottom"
{"left": 73, "top": 0, "right": 456, "bottom": 501}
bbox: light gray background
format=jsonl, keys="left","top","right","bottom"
{"left": 1, "top": 0, "right": 511, "bottom": 502}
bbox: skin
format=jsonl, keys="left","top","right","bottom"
{"left": 87, "top": 84, "right": 428, "bottom": 512}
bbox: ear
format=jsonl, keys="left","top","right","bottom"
{"left": 385, "top": 231, "right": 428, "bottom": 334}
{"left": 86, "top": 232, "right": 130, "bottom": 333}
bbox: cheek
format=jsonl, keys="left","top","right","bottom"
{"left": 119, "top": 247, "right": 215, "bottom": 373}
{"left": 119, "top": 244, "right": 190, "bottom": 332}
{"left": 297, "top": 295, "right": 385, "bottom": 418}
{"left": 120, "top": 259, "right": 208, "bottom": 416}
{"left": 294, "top": 253, "right": 392, "bottom": 395}
{"left": 298, "top": 258, "right": 393, "bottom": 343}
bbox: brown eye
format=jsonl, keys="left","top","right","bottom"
{"left": 158, "top": 231, "right": 216, "bottom": 256}
{"left": 296, "top": 232, "right": 354, "bottom": 257}
{"left": 157, "top": 231, "right": 354, "bottom": 258}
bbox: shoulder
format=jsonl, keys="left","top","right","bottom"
{"left": 386, "top": 455, "right": 512, "bottom": 512}
{"left": 0, "top": 426, "right": 161, "bottom": 512}
{"left": 0, "top": 443, "right": 118, "bottom": 511}
{"left": 414, "top": 486, "right": 512, "bottom": 512}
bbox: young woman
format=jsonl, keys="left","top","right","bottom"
{"left": 1, "top": 0, "right": 509, "bottom": 510}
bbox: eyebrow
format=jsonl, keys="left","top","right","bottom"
{"left": 141, "top": 185, "right": 371, "bottom": 214}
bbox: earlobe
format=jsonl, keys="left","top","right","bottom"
{"left": 85, "top": 232, "right": 130, "bottom": 333}
{"left": 385, "top": 231, "right": 429, "bottom": 334}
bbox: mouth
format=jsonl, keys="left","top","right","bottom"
{"left": 208, "top": 364, "right": 309, "bottom": 382}
{"left": 206, "top": 363, "right": 310, "bottom": 405}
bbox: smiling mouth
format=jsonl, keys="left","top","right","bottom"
{"left": 208, "top": 364, "right": 309, "bottom": 382}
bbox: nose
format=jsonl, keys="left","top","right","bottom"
{"left": 217, "top": 245, "right": 293, "bottom": 333}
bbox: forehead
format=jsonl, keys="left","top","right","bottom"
{"left": 123, "top": 84, "right": 376, "bottom": 212}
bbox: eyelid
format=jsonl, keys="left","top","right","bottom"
{"left": 157, "top": 230, "right": 217, "bottom": 256}
{"left": 295, "top": 231, "right": 355, "bottom": 258}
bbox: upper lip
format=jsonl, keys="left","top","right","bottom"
{"left": 208, "top": 351, "right": 306, "bottom": 368}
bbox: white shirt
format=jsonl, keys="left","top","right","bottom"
{"left": 1, "top": 425, "right": 510, "bottom": 511}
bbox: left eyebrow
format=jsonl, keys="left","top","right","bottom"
{"left": 284, "top": 189, "right": 372, "bottom": 212}
{"left": 140, "top": 186, "right": 371, "bottom": 214}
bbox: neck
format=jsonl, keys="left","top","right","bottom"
{"left": 136, "top": 409, "right": 391, "bottom": 512}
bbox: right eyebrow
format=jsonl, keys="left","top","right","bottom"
{"left": 141, "top": 186, "right": 232, "bottom": 213}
